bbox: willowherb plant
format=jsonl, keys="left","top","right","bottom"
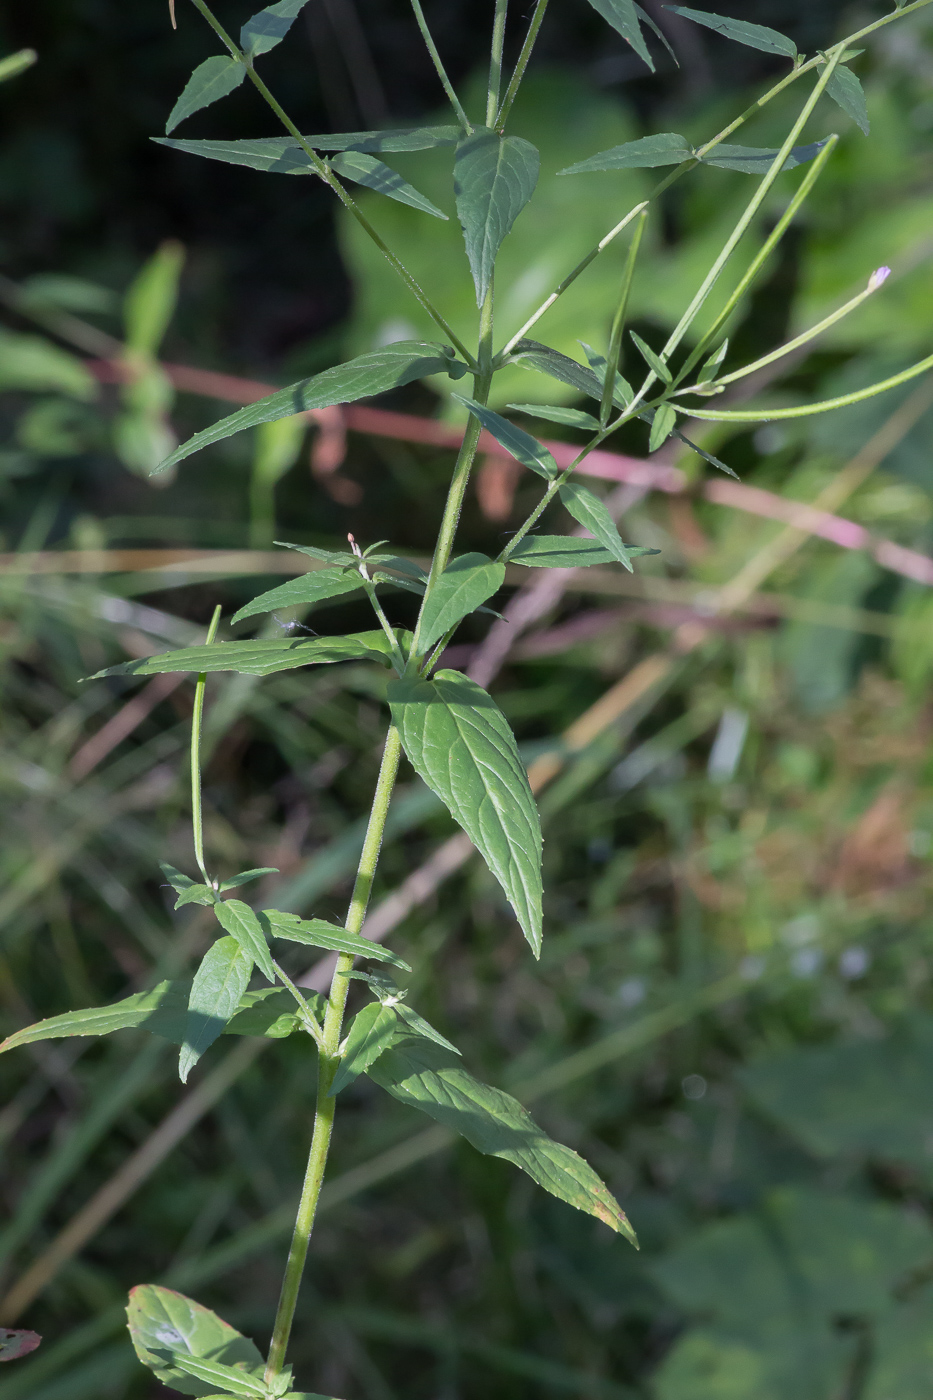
{"left": 4, "top": 0, "right": 933, "bottom": 1393}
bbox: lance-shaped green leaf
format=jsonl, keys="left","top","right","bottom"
{"left": 330, "top": 151, "right": 447, "bottom": 218}
{"left": 179, "top": 937, "right": 253, "bottom": 1083}
{"left": 155, "top": 342, "right": 468, "bottom": 474}
{"left": 240, "top": 0, "right": 309, "bottom": 58}
{"left": 507, "top": 403, "right": 601, "bottom": 430}
{"left": 453, "top": 395, "right": 557, "bottom": 480}
{"left": 231, "top": 567, "right": 364, "bottom": 624}
{"left": 260, "top": 909, "right": 411, "bottom": 969}
{"left": 649, "top": 402, "right": 677, "bottom": 452}
{"left": 509, "top": 340, "right": 608, "bottom": 403}
{"left": 558, "top": 481, "right": 637, "bottom": 571}
{"left": 367, "top": 1038, "right": 637, "bottom": 1243}
{"left": 510, "top": 536, "right": 616, "bottom": 568}
{"left": 584, "top": 0, "right": 654, "bottom": 69}
{"left": 165, "top": 56, "right": 246, "bottom": 136}
{"left": 674, "top": 428, "right": 738, "bottom": 478}
{"left": 0, "top": 1329, "right": 41, "bottom": 1362}
{"left": 171, "top": 1352, "right": 265, "bottom": 1396}
{"left": 701, "top": 138, "right": 830, "bottom": 175}
{"left": 127, "top": 1285, "right": 264, "bottom": 1398}
{"left": 156, "top": 138, "right": 447, "bottom": 218}
{"left": 630, "top": 330, "right": 672, "bottom": 384}
{"left": 225, "top": 986, "right": 327, "bottom": 1039}
{"left": 454, "top": 129, "right": 539, "bottom": 305}
{"left": 0, "top": 980, "right": 190, "bottom": 1052}
{"left": 160, "top": 862, "right": 215, "bottom": 909}
{"left": 91, "top": 632, "right": 397, "bottom": 680}
{"left": 302, "top": 124, "right": 460, "bottom": 152}
{"left": 394, "top": 1003, "right": 461, "bottom": 1055}
{"left": 220, "top": 867, "right": 279, "bottom": 891}
{"left": 664, "top": 5, "right": 797, "bottom": 58}
{"left": 560, "top": 131, "right": 693, "bottom": 176}
{"left": 417, "top": 553, "right": 506, "bottom": 653}
{"left": 213, "top": 900, "right": 275, "bottom": 983}
{"left": 389, "top": 669, "right": 543, "bottom": 954}
{"left": 824, "top": 64, "right": 869, "bottom": 135}
{"left": 330, "top": 1002, "right": 400, "bottom": 1095}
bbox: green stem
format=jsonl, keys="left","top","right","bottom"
{"left": 677, "top": 134, "right": 838, "bottom": 384}
{"left": 626, "top": 48, "right": 844, "bottom": 419}
{"left": 410, "top": 282, "right": 496, "bottom": 659}
{"left": 600, "top": 210, "right": 647, "bottom": 427}
{"left": 680, "top": 355, "right": 933, "bottom": 423}
{"left": 487, "top": 0, "right": 509, "bottom": 127}
{"left": 496, "top": 0, "right": 549, "bottom": 129}
{"left": 409, "top": 0, "right": 472, "bottom": 131}
{"left": 186, "top": 0, "right": 474, "bottom": 367}
{"left": 190, "top": 605, "right": 221, "bottom": 886}
{"left": 263, "top": 725, "right": 403, "bottom": 1387}
{"left": 497, "top": 201, "right": 648, "bottom": 361}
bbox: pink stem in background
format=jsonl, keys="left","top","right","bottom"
{"left": 86, "top": 358, "right": 933, "bottom": 590}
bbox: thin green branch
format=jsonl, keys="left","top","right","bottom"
{"left": 497, "top": 202, "right": 648, "bottom": 361}
{"left": 677, "top": 134, "right": 838, "bottom": 384}
{"left": 680, "top": 356, "right": 933, "bottom": 423}
{"left": 271, "top": 959, "right": 326, "bottom": 1051}
{"left": 487, "top": 0, "right": 510, "bottom": 127}
{"left": 496, "top": 0, "right": 549, "bottom": 130}
{"left": 409, "top": 0, "right": 472, "bottom": 131}
{"left": 186, "top": 0, "right": 475, "bottom": 366}
{"left": 264, "top": 726, "right": 403, "bottom": 1387}
{"left": 600, "top": 210, "right": 647, "bottom": 427}
{"left": 190, "top": 604, "right": 221, "bottom": 886}
{"left": 626, "top": 48, "right": 844, "bottom": 417}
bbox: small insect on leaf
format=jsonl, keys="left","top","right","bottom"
{"left": 0, "top": 1329, "right": 41, "bottom": 1362}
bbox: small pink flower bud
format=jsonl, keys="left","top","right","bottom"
{"left": 868, "top": 266, "right": 891, "bottom": 291}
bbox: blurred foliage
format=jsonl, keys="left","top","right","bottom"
{"left": 5, "top": 4, "right": 933, "bottom": 1400}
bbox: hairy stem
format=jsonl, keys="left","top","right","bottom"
{"left": 496, "top": 0, "right": 549, "bottom": 129}
{"left": 263, "top": 725, "right": 403, "bottom": 1386}
{"left": 190, "top": 605, "right": 221, "bottom": 885}
{"left": 487, "top": 0, "right": 509, "bottom": 127}
{"left": 410, "top": 282, "right": 496, "bottom": 658}
{"left": 409, "top": 0, "right": 472, "bottom": 131}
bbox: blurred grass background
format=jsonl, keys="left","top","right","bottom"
{"left": 5, "top": 2, "right": 933, "bottom": 1398}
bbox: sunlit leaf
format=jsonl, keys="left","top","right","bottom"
{"left": 509, "top": 535, "right": 617, "bottom": 568}
{"left": 155, "top": 342, "right": 468, "bottom": 473}
{"left": 417, "top": 553, "right": 506, "bottom": 652}
{"left": 165, "top": 56, "right": 245, "bottom": 136}
{"left": 220, "top": 867, "right": 279, "bottom": 892}
{"left": 90, "top": 633, "right": 397, "bottom": 679}
{"left": 454, "top": 128, "right": 539, "bottom": 305}
{"left": 630, "top": 330, "right": 672, "bottom": 384}
{"left": 453, "top": 395, "right": 557, "bottom": 480}
{"left": 225, "top": 986, "right": 326, "bottom": 1039}
{"left": 127, "top": 1285, "right": 264, "bottom": 1398}
{"left": 664, "top": 5, "right": 797, "bottom": 58}
{"left": 214, "top": 899, "right": 275, "bottom": 983}
{"left": 231, "top": 567, "right": 364, "bottom": 624}
{"left": 330, "top": 1002, "right": 399, "bottom": 1095}
{"left": 367, "top": 1037, "right": 637, "bottom": 1241}
{"left": 330, "top": 151, "right": 448, "bottom": 218}
{"left": 0, "top": 981, "right": 190, "bottom": 1052}
{"left": 558, "top": 481, "right": 637, "bottom": 571}
{"left": 509, "top": 340, "right": 609, "bottom": 403}
{"left": 584, "top": 0, "right": 654, "bottom": 69}
{"left": 172, "top": 1352, "right": 265, "bottom": 1396}
{"left": 389, "top": 669, "right": 543, "bottom": 954}
{"left": 649, "top": 403, "right": 677, "bottom": 452}
{"left": 260, "top": 909, "right": 411, "bottom": 969}
{"left": 179, "top": 937, "right": 253, "bottom": 1082}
